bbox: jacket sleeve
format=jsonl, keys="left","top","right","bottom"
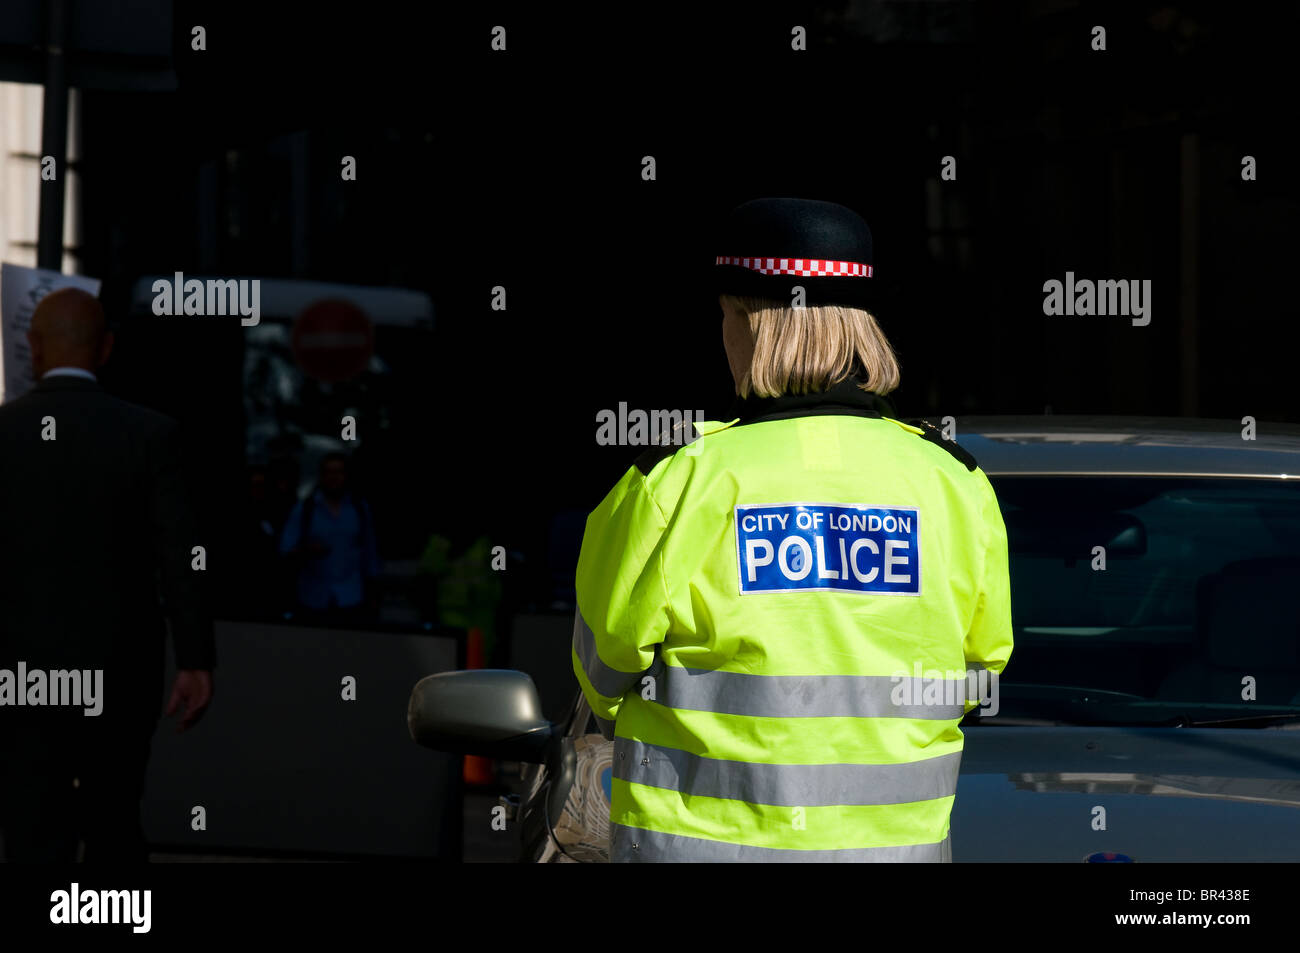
{"left": 571, "top": 466, "right": 672, "bottom": 740}
{"left": 149, "top": 418, "right": 217, "bottom": 671}
{"left": 279, "top": 501, "right": 304, "bottom": 555}
{"left": 963, "top": 473, "right": 1013, "bottom": 715}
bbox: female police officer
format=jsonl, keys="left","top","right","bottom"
{"left": 571, "top": 197, "right": 1013, "bottom": 862}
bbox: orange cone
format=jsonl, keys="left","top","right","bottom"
{"left": 463, "top": 627, "right": 494, "bottom": 786}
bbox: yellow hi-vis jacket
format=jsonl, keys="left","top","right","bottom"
{"left": 571, "top": 381, "right": 1013, "bottom": 862}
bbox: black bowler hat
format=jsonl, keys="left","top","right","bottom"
{"left": 714, "top": 197, "right": 883, "bottom": 311}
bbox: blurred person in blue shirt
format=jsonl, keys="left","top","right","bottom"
{"left": 279, "top": 452, "right": 381, "bottom": 625}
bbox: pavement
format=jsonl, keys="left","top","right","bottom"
{"left": 2, "top": 776, "right": 524, "bottom": 863}
{"left": 461, "top": 791, "right": 521, "bottom": 863}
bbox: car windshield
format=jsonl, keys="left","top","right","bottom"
{"left": 973, "top": 476, "right": 1300, "bottom": 728}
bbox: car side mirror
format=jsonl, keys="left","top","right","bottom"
{"left": 407, "top": 669, "right": 554, "bottom": 763}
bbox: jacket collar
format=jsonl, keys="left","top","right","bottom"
{"left": 727, "top": 374, "right": 898, "bottom": 426}
{"left": 33, "top": 375, "right": 103, "bottom": 394}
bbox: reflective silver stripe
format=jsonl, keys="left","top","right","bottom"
{"left": 614, "top": 737, "right": 960, "bottom": 807}
{"left": 572, "top": 609, "right": 643, "bottom": 699}
{"left": 654, "top": 664, "right": 970, "bottom": 719}
{"left": 611, "top": 824, "right": 951, "bottom": 863}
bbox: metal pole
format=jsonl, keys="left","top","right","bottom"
{"left": 1179, "top": 132, "right": 1199, "bottom": 416}
{"left": 36, "top": 0, "right": 69, "bottom": 271}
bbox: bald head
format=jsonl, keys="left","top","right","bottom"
{"left": 27, "top": 288, "right": 111, "bottom": 378}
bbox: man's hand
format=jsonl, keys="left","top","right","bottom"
{"left": 166, "top": 669, "right": 214, "bottom": 733}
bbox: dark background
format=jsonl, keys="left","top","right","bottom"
{"left": 6, "top": 0, "right": 1299, "bottom": 608}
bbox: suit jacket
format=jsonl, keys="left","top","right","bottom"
{"left": 0, "top": 376, "right": 215, "bottom": 720}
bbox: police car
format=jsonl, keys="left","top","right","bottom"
{"left": 410, "top": 416, "right": 1300, "bottom": 862}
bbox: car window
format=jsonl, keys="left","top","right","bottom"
{"left": 975, "top": 476, "right": 1300, "bottom": 727}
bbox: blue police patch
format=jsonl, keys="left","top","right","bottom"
{"left": 735, "top": 502, "right": 921, "bottom": 595}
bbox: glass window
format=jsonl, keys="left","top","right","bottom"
{"left": 975, "top": 476, "right": 1300, "bottom": 727}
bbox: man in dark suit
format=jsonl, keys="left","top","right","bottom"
{"left": 0, "top": 288, "right": 215, "bottom": 862}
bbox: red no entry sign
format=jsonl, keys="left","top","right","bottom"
{"left": 291, "top": 298, "right": 374, "bottom": 382}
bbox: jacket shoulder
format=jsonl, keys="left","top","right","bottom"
{"left": 633, "top": 418, "right": 738, "bottom": 477}
{"left": 0, "top": 391, "right": 178, "bottom": 459}
{"left": 95, "top": 391, "right": 176, "bottom": 429}
{"left": 886, "top": 416, "right": 979, "bottom": 472}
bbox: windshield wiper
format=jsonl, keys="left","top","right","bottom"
{"left": 988, "top": 690, "right": 1300, "bottom": 727}
{"left": 1172, "top": 711, "right": 1300, "bottom": 727}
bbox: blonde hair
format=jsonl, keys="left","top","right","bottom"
{"left": 722, "top": 294, "right": 901, "bottom": 398}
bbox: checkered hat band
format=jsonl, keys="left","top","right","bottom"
{"left": 715, "top": 256, "right": 873, "bottom": 278}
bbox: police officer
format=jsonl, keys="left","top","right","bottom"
{"left": 571, "top": 197, "right": 1013, "bottom": 862}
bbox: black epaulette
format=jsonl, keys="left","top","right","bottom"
{"left": 634, "top": 442, "right": 677, "bottom": 476}
{"left": 904, "top": 417, "right": 978, "bottom": 472}
{"left": 633, "top": 422, "right": 702, "bottom": 476}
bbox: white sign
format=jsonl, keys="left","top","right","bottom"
{"left": 0, "top": 263, "right": 102, "bottom": 403}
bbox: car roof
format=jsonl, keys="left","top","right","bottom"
{"left": 953, "top": 416, "right": 1300, "bottom": 478}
